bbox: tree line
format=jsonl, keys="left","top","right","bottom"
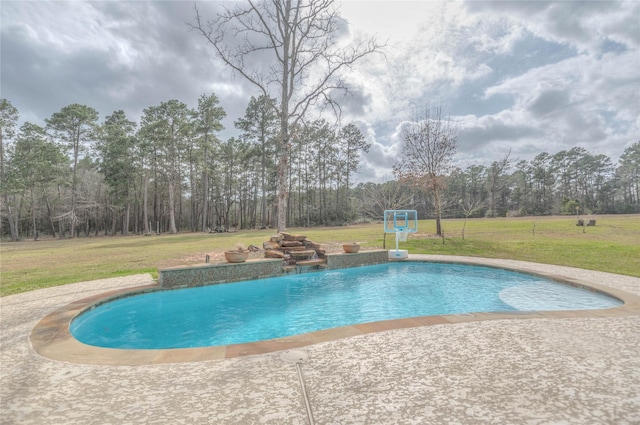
{"left": 0, "top": 97, "right": 372, "bottom": 240}
{"left": 2, "top": 95, "right": 638, "bottom": 242}
{"left": 357, "top": 142, "right": 640, "bottom": 224}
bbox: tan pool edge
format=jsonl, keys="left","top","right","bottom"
{"left": 30, "top": 255, "right": 640, "bottom": 365}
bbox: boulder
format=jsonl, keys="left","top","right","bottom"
{"left": 281, "top": 240, "right": 304, "bottom": 247}
{"left": 303, "top": 239, "right": 322, "bottom": 250}
{"left": 264, "top": 249, "right": 286, "bottom": 258}
{"left": 263, "top": 241, "right": 281, "bottom": 250}
{"left": 282, "top": 246, "right": 307, "bottom": 252}
{"left": 281, "top": 232, "right": 306, "bottom": 242}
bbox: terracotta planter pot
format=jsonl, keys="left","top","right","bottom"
{"left": 342, "top": 243, "right": 361, "bottom": 253}
{"left": 224, "top": 251, "right": 249, "bottom": 263}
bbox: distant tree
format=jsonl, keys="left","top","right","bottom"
{"left": 46, "top": 104, "right": 99, "bottom": 237}
{"left": 551, "top": 147, "right": 615, "bottom": 214}
{"left": 135, "top": 128, "right": 153, "bottom": 235}
{"left": 337, "top": 123, "right": 370, "bottom": 214}
{"left": 0, "top": 99, "right": 20, "bottom": 240}
{"left": 75, "top": 157, "right": 106, "bottom": 237}
{"left": 511, "top": 159, "right": 532, "bottom": 214}
{"left": 553, "top": 147, "right": 587, "bottom": 205}
{"left": 393, "top": 105, "right": 458, "bottom": 236}
{"left": 235, "top": 95, "right": 277, "bottom": 228}
{"left": 356, "top": 180, "right": 415, "bottom": 219}
{"left": 12, "top": 123, "right": 66, "bottom": 239}
{"left": 616, "top": 141, "right": 640, "bottom": 212}
{"left": 446, "top": 165, "right": 487, "bottom": 218}
{"left": 96, "top": 110, "right": 137, "bottom": 235}
{"left": 139, "top": 100, "right": 194, "bottom": 234}
{"left": 195, "top": 93, "right": 226, "bottom": 232}
{"left": 485, "top": 151, "right": 512, "bottom": 217}
{"left": 210, "top": 137, "right": 248, "bottom": 231}
{"left": 577, "top": 152, "right": 615, "bottom": 213}
{"left": 445, "top": 166, "right": 484, "bottom": 218}
{"left": 192, "top": 0, "right": 383, "bottom": 232}
{"left": 530, "top": 152, "right": 555, "bottom": 214}
{"left": 285, "top": 119, "right": 336, "bottom": 226}
{"left": 308, "top": 119, "right": 338, "bottom": 224}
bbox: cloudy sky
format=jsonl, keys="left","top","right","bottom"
{"left": 2, "top": 0, "right": 639, "bottom": 182}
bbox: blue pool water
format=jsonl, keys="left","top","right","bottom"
{"left": 70, "top": 262, "right": 622, "bottom": 349}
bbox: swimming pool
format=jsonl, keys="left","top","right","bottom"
{"left": 70, "top": 262, "right": 622, "bottom": 349}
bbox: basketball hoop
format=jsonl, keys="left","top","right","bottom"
{"left": 384, "top": 210, "right": 418, "bottom": 259}
{"left": 397, "top": 228, "right": 409, "bottom": 242}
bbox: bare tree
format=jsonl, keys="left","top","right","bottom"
{"left": 359, "top": 180, "right": 414, "bottom": 220}
{"left": 191, "top": 0, "right": 383, "bottom": 232}
{"left": 393, "top": 105, "right": 458, "bottom": 236}
{"left": 459, "top": 197, "right": 483, "bottom": 240}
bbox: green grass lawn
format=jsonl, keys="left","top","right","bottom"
{"left": 404, "top": 215, "right": 640, "bottom": 276}
{"left": 1, "top": 214, "right": 638, "bottom": 296}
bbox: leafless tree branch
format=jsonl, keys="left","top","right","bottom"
{"left": 190, "top": 0, "right": 385, "bottom": 231}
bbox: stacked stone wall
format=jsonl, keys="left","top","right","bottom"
{"left": 263, "top": 232, "right": 326, "bottom": 265}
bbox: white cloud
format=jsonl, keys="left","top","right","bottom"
{"left": 2, "top": 0, "right": 638, "bottom": 182}
{"left": 465, "top": 0, "right": 638, "bottom": 52}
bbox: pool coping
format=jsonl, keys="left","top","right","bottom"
{"left": 30, "top": 255, "right": 640, "bottom": 365}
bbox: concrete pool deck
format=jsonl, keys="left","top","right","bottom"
{"left": 2, "top": 255, "right": 640, "bottom": 424}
